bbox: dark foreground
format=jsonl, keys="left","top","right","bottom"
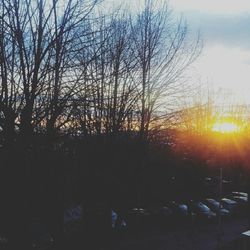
{"left": 116, "top": 218, "right": 249, "bottom": 250}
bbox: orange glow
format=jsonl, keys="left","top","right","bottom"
{"left": 212, "top": 121, "right": 240, "bottom": 133}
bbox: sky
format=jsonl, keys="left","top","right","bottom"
{"left": 102, "top": 0, "right": 250, "bottom": 105}
{"left": 171, "top": 0, "right": 250, "bottom": 105}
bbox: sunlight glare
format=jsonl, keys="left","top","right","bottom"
{"left": 212, "top": 122, "right": 240, "bottom": 133}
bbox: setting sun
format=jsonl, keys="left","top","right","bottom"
{"left": 212, "top": 122, "right": 240, "bottom": 133}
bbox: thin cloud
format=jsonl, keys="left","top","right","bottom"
{"left": 184, "top": 12, "right": 250, "bottom": 50}
{"left": 172, "top": 0, "right": 250, "bottom": 15}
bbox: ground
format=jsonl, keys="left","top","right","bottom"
{"left": 116, "top": 218, "right": 249, "bottom": 250}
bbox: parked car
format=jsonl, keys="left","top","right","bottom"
{"left": 175, "top": 203, "right": 189, "bottom": 216}
{"left": 231, "top": 196, "right": 248, "bottom": 203}
{"left": 190, "top": 201, "right": 216, "bottom": 221}
{"left": 111, "top": 210, "right": 118, "bottom": 229}
{"left": 169, "top": 201, "right": 194, "bottom": 226}
{"left": 112, "top": 210, "right": 127, "bottom": 230}
{"left": 150, "top": 206, "right": 172, "bottom": 217}
{"left": 204, "top": 198, "right": 230, "bottom": 217}
{"left": 231, "top": 196, "right": 248, "bottom": 214}
{"left": 128, "top": 208, "right": 150, "bottom": 216}
{"left": 148, "top": 205, "right": 173, "bottom": 228}
{"left": 221, "top": 198, "right": 238, "bottom": 214}
{"left": 231, "top": 191, "right": 248, "bottom": 198}
{"left": 169, "top": 201, "right": 191, "bottom": 217}
{"left": 127, "top": 208, "right": 151, "bottom": 229}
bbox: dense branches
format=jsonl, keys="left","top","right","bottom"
{"left": 0, "top": 0, "right": 200, "bottom": 144}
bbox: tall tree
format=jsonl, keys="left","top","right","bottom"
{"left": 131, "top": 0, "right": 201, "bottom": 138}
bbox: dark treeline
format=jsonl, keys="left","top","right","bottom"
{"left": 0, "top": 0, "right": 202, "bottom": 249}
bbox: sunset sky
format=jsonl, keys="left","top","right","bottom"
{"left": 173, "top": 0, "right": 250, "bottom": 104}
{"left": 104, "top": 0, "right": 250, "bottom": 104}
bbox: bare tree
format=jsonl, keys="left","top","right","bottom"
{"left": 73, "top": 12, "right": 140, "bottom": 135}
{"left": 0, "top": 1, "right": 99, "bottom": 249}
{"left": 130, "top": 0, "right": 201, "bottom": 138}
{"left": 0, "top": 0, "right": 98, "bottom": 140}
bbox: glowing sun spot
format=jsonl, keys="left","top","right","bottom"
{"left": 212, "top": 122, "right": 240, "bottom": 133}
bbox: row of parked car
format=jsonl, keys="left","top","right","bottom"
{"left": 113, "top": 191, "right": 248, "bottom": 230}
{"left": 0, "top": 191, "right": 247, "bottom": 249}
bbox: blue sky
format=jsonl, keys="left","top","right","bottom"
{"left": 102, "top": 0, "right": 250, "bottom": 104}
